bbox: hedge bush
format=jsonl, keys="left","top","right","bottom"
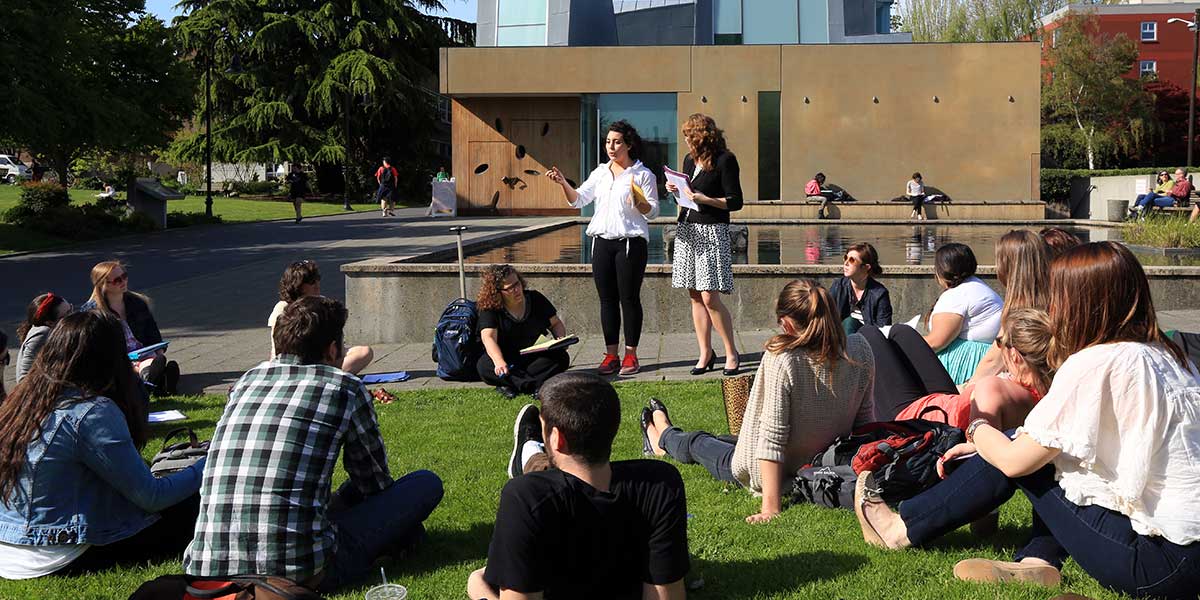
{"left": 3, "top": 181, "right": 155, "bottom": 240}
{"left": 1041, "top": 167, "right": 1189, "bottom": 205}
{"left": 229, "top": 180, "right": 279, "bottom": 195}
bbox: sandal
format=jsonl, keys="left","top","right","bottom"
{"left": 371, "top": 389, "right": 397, "bottom": 405}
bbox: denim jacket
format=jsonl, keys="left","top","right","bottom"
{"left": 0, "top": 392, "right": 204, "bottom": 546}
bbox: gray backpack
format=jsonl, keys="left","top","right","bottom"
{"left": 150, "top": 428, "right": 209, "bottom": 477}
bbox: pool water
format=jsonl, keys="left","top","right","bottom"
{"left": 453, "top": 223, "right": 1189, "bottom": 266}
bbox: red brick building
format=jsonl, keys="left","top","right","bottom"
{"left": 1039, "top": 1, "right": 1200, "bottom": 91}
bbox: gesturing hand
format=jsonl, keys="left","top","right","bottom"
{"left": 545, "top": 167, "right": 566, "bottom": 186}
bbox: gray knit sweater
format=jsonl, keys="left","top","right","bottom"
{"left": 731, "top": 333, "right": 876, "bottom": 493}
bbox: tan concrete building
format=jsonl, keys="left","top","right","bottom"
{"left": 440, "top": 1, "right": 1040, "bottom": 217}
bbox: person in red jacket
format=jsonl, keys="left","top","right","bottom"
{"left": 374, "top": 157, "right": 399, "bottom": 217}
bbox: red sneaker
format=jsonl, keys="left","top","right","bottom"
{"left": 619, "top": 353, "right": 640, "bottom": 375}
{"left": 598, "top": 353, "right": 620, "bottom": 375}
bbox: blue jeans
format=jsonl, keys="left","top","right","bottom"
{"left": 1134, "top": 193, "right": 1175, "bottom": 210}
{"left": 659, "top": 427, "right": 737, "bottom": 483}
{"left": 898, "top": 454, "right": 1200, "bottom": 599}
{"left": 318, "top": 470, "right": 444, "bottom": 592}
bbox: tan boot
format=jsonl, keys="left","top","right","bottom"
{"left": 953, "top": 558, "right": 1061, "bottom": 587}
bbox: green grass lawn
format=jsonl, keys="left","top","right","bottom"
{"left": 0, "top": 185, "right": 405, "bottom": 255}
{"left": 0, "top": 381, "right": 1129, "bottom": 600}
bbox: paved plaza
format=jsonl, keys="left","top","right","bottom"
{"left": 4, "top": 210, "right": 1199, "bottom": 396}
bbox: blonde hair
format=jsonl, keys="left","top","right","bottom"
{"left": 88, "top": 260, "right": 149, "bottom": 313}
{"left": 996, "top": 308, "right": 1053, "bottom": 390}
{"left": 765, "top": 279, "right": 846, "bottom": 366}
{"left": 995, "top": 230, "right": 1050, "bottom": 325}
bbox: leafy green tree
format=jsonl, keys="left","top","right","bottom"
{"left": 170, "top": 0, "right": 472, "bottom": 197}
{"left": 0, "top": 2, "right": 194, "bottom": 182}
{"left": 1042, "top": 13, "right": 1155, "bottom": 169}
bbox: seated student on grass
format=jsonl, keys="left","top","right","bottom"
{"left": 828, "top": 242, "right": 892, "bottom": 335}
{"left": 476, "top": 264, "right": 570, "bottom": 399}
{"left": 854, "top": 242, "right": 1200, "bottom": 598}
{"left": 0, "top": 311, "right": 204, "bottom": 580}
{"left": 81, "top": 260, "right": 180, "bottom": 395}
{"left": 922, "top": 243, "right": 1003, "bottom": 385}
{"left": 966, "top": 229, "right": 1051, "bottom": 383}
{"left": 185, "top": 296, "right": 443, "bottom": 592}
{"left": 467, "top": 372, "right": 690, "bottom": 600}
{"left": 14, "top": 292, "right": 73, "bottom": 383}
{"left": 861, "top": 308, "right": 1050, "bottom": 429}
{"left": 269, "top": 260, "right": 373, "bottom": 374}
{"left": 644, "top": 279, "right": 875, "bottom": 524}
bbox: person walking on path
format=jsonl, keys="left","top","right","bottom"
{"left": 547, "top": 120, "right": 658, "bottom": 376}
{"left": 374, "top": 157, "right": 398, "bottom": 217}
{"left": 666, "top": 113, "right": 744, "bottom": 376}
{"left": 286, "top": 164, "right": 309, "bottom": 223}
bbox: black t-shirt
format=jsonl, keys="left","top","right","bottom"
{"left": 477, "top": 290, "right": 557, "bottom": 358}
{"left": 483, "top": 460, "right": 690, "bottom": 599}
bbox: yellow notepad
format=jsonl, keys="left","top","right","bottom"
{"left": 520, "top": 334, "right": 580, "bottom": 355}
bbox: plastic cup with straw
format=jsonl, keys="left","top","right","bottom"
{"left": 364, "top": 567, "right": 407, "bottom": 600}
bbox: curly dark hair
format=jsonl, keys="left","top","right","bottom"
{"left": 477, "top": 264, "right": 529, "bottom": 311}
{"left": 683, "top": 113, "right": 728, "bottom": 170}
{"left": 606, "top": 120, "right": 643, "bottom": 161}
{"left": 278, "top": 260, "right": 321, "bottom": 303}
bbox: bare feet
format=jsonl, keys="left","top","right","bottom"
{"left": 953, "top": 557, "right": 1061, "bottom": 587}
{"left": 645, "top": 407, "right": 672, "bottom": 457}
{"left": 853, "top": 471, "right": 911, "bottom": 549}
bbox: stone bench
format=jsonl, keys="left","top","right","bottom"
{"left": 128, "top": 177, "right": 186, "bottom": 229}
{"left": 738, "top": 200, "right": 1046, "bottom": 220}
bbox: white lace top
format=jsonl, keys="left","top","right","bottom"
{"left": 1018, "top": 341, "right": 1200, "bottom": 544}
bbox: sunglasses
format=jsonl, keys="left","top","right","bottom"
{"left": 108, "top": 273, "right": 128, "bottom": 285}
{"left": 843, "top": 255, "right": 860, "bottom": 265}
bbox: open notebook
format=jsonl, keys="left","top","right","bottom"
{"left": 520, "top": 334, "right": 580, "bottom": 355}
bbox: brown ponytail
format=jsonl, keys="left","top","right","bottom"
{"left": 765, "top": 279, "right": 847, "bottom": 366}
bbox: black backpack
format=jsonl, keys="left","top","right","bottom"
{"left": 431, "top": 298, "right": 483, "bottom": 381}
{"left": 380, "top": 166, "right": 396, "bottom": 187}
{"left": 791, "top": 407, "right": 965, "bottom": 507}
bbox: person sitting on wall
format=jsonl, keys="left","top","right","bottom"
{"left": 1129, "top": 171, "right": 1173, "bottom": 218}
{"left": 805, "top": 173, "right": 843, "bottom": 219}
{"left": 476, "top": 264, "right": 571, "bottom": 399}
{"left": 466, "top": 373, "right": 690, "bottom": 600}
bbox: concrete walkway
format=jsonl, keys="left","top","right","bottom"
{"left": 4, "top": 209, "right": 1199, "bottom": 395}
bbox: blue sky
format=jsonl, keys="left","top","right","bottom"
{"left": 144, "top": 0, "right": 478, "bottom": 23}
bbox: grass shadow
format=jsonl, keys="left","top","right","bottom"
{"left": 692, "top": 551, "right": 868, "bottom": 596}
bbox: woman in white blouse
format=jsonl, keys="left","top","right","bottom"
{"left": 547, "top": 120, "right": 658, "bottom": 376}
{"left": 855, "top": 241, "right": 1200, "bottom": 598}
{"left": 923, "top": 242, "right": 1004, "bottom": 385}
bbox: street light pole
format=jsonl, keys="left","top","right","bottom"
{"left": 343, "top": 83, "right": 353, "bottom": 211}
{"left": 204, "top": 38, "right": 214, "bottom": 218}
{"left": 1190, "top": 8, "right": 1199, "bottom": 168}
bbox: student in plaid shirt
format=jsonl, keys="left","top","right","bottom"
{"left": 183, "top": 296, "right": 442, "bottom": 591}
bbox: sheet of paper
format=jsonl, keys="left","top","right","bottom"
{"left": 1135, "top": 178, "right": 1148, "bottom": 195}
{"left": 663, "top": 166, "right": 699, "bottom": 211}
{"left": 904, "top": 313, "right": 923, "bottom": 330}
{"left": 148, "top": 410, "right": 187, "bottom": 423}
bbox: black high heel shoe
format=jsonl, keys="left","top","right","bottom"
{"left": 690, "top": 352, "right": 716, "bottom": 376}
{"left": 722, "top": 354, "right": 741, "bottom": 377}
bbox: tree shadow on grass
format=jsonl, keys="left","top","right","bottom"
{"left": 691, "top": 551, "right": 868, "bottom": 596}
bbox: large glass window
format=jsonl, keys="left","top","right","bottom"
{"left": 744, "top": 0, "right": 799, "bottom": 44}
{"left": 799, "top": 0, "right": 828, "bottom": 43}
{"left": 497, "top": 0, "right": 546, "bottom": 46}
{"left": 582, "top": 93, "right": 678, "bottom": 217}
{"left": 714, "top": 0, "right": 742, "bottom": 35}
{"left": 758, "top": 92, "right": 781, "bottom": 200}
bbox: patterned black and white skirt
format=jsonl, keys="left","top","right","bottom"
{"left": 671, "top": 221, "right": 734, "bottom": 293}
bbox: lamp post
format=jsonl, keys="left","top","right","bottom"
{"left": 1168, "top": 10, "right": 1200, "bottom": 168}
{"left": 343, "top": 78, "right": 367, "bottom": 211}
{"left": 204, "top": 37, "right": 214, "bottom": 218}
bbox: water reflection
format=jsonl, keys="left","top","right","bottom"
{"left": 443, "top": 224, "right": 1196, "bottom": 267}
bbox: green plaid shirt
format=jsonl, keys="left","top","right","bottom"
{"left": 183, "top": 355, "right": 392, "bottom": 580}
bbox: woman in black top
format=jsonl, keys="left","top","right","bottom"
{"left": 665, "top": 114, "right": 744, "bottom": 376}
{"left": 828, "top": 242, "right": 893, "bottom": 335}
{"left": 476, "top": 265, "right": 570, "bottom": 398}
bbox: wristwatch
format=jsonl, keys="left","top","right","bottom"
{"left": 965, "top": 418, "right": 989, "bottom": 444}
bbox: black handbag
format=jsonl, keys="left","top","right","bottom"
{"left": 149, "top": 427, "right": 209, "bottom": 477}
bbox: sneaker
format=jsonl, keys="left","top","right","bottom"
{"left": 952, "top": 558, "right": 1061, "bottom": 587}
{"left": 163, "top": 360, "right": 180, "bottom": 396}
{"left": 598, "top": 353, "right": 620, "bottom": 376}
{"left": 619, "top": 353, "right": 640, "bottom": 375}
{"left": 509, "top": 404, "right": 542, "bottom": 479}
